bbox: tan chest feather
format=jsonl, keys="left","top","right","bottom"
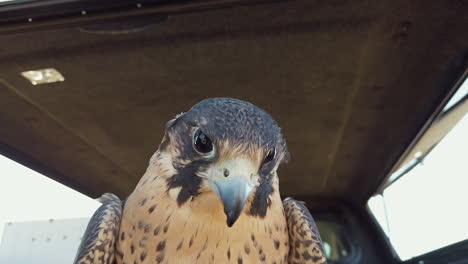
{"left": 116, "top": 187, "right": 289, "bottom": 264}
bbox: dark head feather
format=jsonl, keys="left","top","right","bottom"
{"left": 163, "top": 98, "right": 288, "bottom": 216}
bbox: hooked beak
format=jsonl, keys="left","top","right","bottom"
{"left": 213, "top": 177, "right": 253, "bottom": 227}
{"left": 207, "top": 158, "right": 257, "bottom": 227}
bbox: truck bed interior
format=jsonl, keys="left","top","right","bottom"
{"left": 0, "top": 0, "right": 467, "bottom": 263}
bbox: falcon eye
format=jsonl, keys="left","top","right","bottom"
{"left": 193, "top": 129, "right": 213, "bottom": 155}
{"left": 263, "top": 148, "right": 276, "bottom": 164}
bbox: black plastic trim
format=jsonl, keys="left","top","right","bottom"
{"left": 405, "top": 240, "right": 468, "bottom": 264}
{"left": 0, "top": 0, "right": 287, "bottom": 35}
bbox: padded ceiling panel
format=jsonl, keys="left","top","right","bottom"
{"left": 0, "top": 0, "right": 466, "bottom": 203}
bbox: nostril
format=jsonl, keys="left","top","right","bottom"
{"left": 223, "top": 168, "right": 230, "bottom": 177}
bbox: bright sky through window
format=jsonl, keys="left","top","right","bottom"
{"left": 369, "top": 111, "right": 468, "bottom": 260}
{"left": 0, "top": 155, "right": 100, "bottom": 242}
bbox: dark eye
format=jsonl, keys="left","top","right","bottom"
{"left": 193, "top": 129, "right": 213, "bottom": 154}
{"left": 263, "top": 148, "right": 276, "bottom": 164}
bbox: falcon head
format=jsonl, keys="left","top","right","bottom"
{"left": 155, "top": 98, "right": 289, "bottom": 227}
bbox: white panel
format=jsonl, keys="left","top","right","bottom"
{"left": 0, "top": 218, "right": 91, "bottom": 264}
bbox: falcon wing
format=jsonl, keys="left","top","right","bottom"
{"left": 74, "top": 193, "right": 123, "bottom": 264}
{"left": 283, "top": 197, "right": 327, "bottom": 264}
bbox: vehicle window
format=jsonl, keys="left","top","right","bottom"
{"left": 368, "top": 78, "right": 468, "bottom": 261}
{"left": 317, "top": 220, "right": 351, "bottom": 261}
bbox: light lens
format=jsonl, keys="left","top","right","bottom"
{"left": 21, "top": 68, "right": 65, "bottom": 85}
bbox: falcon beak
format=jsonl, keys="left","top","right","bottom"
{"left": 208, "top": 158, "right": 257, "bottom": 227}
{"left": 213, "top": 177, "right": 253, "bottom": 227}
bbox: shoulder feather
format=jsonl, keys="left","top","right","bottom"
{"left": 283, "top": 197, "right": 327, "bottom": 264}
{"left": 74, "top": 195, "right": 123, "bottom": 264}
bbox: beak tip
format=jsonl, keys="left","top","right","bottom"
{"left": 225, "top": 209, "right": 241, "bottom": 228}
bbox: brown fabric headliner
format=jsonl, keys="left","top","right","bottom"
{"left": 0, "top": 0, "right": 466, "bottom": 203}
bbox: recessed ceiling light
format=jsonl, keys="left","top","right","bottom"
{"left": 21, "top": 68, "right": 65, "bottom": 85}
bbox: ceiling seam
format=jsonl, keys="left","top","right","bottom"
{"left": 320, "top": 19, "right": 378, "bottom": 190}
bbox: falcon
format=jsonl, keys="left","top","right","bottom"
{"left": 74, "top": 98, "right": 327, "bottom": 264}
